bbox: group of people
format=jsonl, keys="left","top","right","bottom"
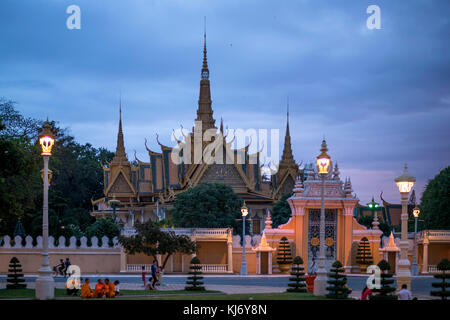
{"left": 361, "top": 284, "right": 415, "bottom": 300}
{"left": 142, "top": 260, "right": 161, "bottom": 290}
{"left": 79, "top": 278, "right": 121, "bottom": 298}
{"left": 53, "top": 258, "right": 71, "bottom": 277}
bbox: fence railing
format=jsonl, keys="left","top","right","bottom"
{"left": 126, "top": 263, "right": 228, "bottom": 273}
{"left": 0, "top": 235, "right": 119, "bottom": 249}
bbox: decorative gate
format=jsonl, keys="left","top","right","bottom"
{"left": 308, "top": 209, "right": 337, "bottom": 273}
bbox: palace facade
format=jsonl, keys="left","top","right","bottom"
{"left": 90, "top": 35, "right": 300, "bottom": 235}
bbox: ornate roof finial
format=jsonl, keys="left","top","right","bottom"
{"left": 333, "top": 162, "right": 340, "bottom": 180}
{"left": 265, "top": 210, "right": 273, "bottom": 229}
{"left": 293, "top": 175, "right": 304, "bottom": 194}
{"left": 220, "top": 117, "right": 224, "bottom": 135}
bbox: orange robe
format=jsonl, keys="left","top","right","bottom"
{"left": 104, "top": 283, "right": 110, "bottom": 297}
{"left": 94, "top": 283, "right": 105, "bottom": 298}
{"left": 81, "top": 283, "right": 93, "bottom": 298}
{"left": 108, "top": 282, "right": 116, "bottom": 298}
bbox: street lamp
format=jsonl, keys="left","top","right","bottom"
{"left": 394, "top": 163, "right": 415, "bottom": 290}
{"left": 108, "top": 195, "right": 120, "bottom": 222}
{"left": 412, "top": 206, "right": 420, "bottom": 276}
{"left": 35, "top": 119, "right": 55, "bottom": 300}
{"left": 313, "top": 139, "right": 331, "bottom": 296}
{"left": 240, "top": 201, "right": 249, "bottom": 275}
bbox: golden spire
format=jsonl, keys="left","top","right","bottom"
{"left": 111, "top": 100, "right": 128, "bottom": 165}
{"left": 195, "top": 24, "right": 216, "bottom": 133}
{"left": 279, "top": 98, "right": 296, "bottom": 169}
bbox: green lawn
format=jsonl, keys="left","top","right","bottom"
{"left": 0, "top": 289, "right": 335, "bottom": 300}
{"left": 116, "top": 292, "right": 328, "bottom": 300}
{"left": 0, "top": 288, "right": 219, "bottom": 299}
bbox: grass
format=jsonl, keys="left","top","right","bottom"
{"left": 116, "top": 292, "right": 328, "bottom": 300}
{"left": 0, "top": 288, "right": 220, "bottom": 299}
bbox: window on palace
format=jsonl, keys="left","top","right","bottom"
{"left": 252, "top": 219, "right": 261, "bottom": 234}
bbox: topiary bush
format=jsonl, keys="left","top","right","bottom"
{"left": 277, "top": 237, "right": 293, "bottom": 265}
{"left": 6, "top": 257, "right": 26, "bottom": 289}
{"left": 287, "top": 256, "right": 307, "bottom": 293}
{"left": 370, "top": 259, "right": 397, "bottom": 300}
{"left": 326, "top": 260, "right": 350, "bottom": 299}
{"left": 185, "top": 257, "right": 205, "bottom": 291}
{"left": 430, "top": 258, "right": 450, "bottom": 300}
{"left": 356, "top": 237, "right": 373, "bottom": 272}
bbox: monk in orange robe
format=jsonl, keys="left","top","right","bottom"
{"left": 81, "top": 278, "right": 94, "bottom": 298}
{"left": 94, "top": 279, "right": 106, "bottom": 298}
{"left": 105, "top": 279, "right": 115, "bottom": 298}
{"left": 103, "top": 279, "right": 111, "bottom": 297}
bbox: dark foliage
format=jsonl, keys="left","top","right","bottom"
{"left": 185, "top": 257, "right": 205, "bottom": 291}
{"left": 287, "top": 256, "right": 307, "bottom": 293}
{"left": 326, "top": 260, "right": 350, "bottom": 299}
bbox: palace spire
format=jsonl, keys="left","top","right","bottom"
{"left": 194, "top": 28, "right": 216, "bottom": 133}
{"left": 111, "top": 101, "right": 128, "bottom": 165}
{"left": 279, "top": 100, "right": 296, "bottom": 169}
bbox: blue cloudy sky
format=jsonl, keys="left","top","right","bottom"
{"left": 1, "top": 0, "right": 449, "bottom": 204}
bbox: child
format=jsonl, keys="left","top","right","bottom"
{"left": 141, "top": 265, "right": 146, "bottom": 288}
{"left": 114, "top": 280, "right": 121, "bottom": 296}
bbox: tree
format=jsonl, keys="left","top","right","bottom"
{"left": 6, "top": 257, "right": 26, "bottom": 289}
{"left": 420, "top": 166, "right": 450, "bottom": 230}
{"left": 0, "top": 101, "right": 114, "bottom": 238}
{"left": 271, "top": 193, "right": 293, "bottom": 228}
{"left": 358, "top": 215, "right": 391, "bottom": 236}
{"left": 430, "top": 258, "right": 450, "bottom": 300}
{"left": 356, "top": 237, "right": 373, "bottom": 272}
{"left": 277, "top": 237, "right": 293, "bottom": 273}
{"left": 118, "top": 221, "right": 197, "bottom": 276}
{"left": 370, "top": 260, "right": 397, "bottom": 300}
{"left": 170, "top": 183, "right": 246, "bottom": 234}
{"left": 286, "top": 256, "right": 307, "bottom": 293}
{"left": 185, "top": 257, "right": 205, "bottom": 291}
{"left": 86, "top": 216, "right": 120, "bottom": 245}
{"left": 326, "top": 260, "right": 350, "bottom": 299}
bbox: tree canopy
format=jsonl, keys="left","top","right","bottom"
{"left": 420, "top": 166, "right": 450, "bottom": 230}
{"left": 118, "top": 220, "right": 197, "bottom": 271}
{"left": 271, "top": 193, "right": 292, "bottom": 228}
{"left": 170, "top": 183, "right": 246, "bottom": 234}
{"left": 0, "top": 98, "right": 114, "bottom": 238}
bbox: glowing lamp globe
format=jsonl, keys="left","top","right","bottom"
{"left": 316, "top": 140, "right": 331, "bottom": 174}
{"left": 241, "top": 202, "right": 249, "bottom": 217}
{"left": 395, "top": 163, "right": 415, "bottom": 194}
{"left": 39, "top": 119, "right": 55, "bottom": 156}
{"left": 413, "top": 206, "right": 420, "bottom": 218}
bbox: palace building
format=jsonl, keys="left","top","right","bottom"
{"left": 90, "top": 34, "right": 300, "bottom": 235}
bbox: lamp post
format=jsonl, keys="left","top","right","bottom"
{"left": 240, "top": 202, "right": 249, "bottom": 275}
{"left": 412, "top": 206, "right": 420, "bottom": 276}
{"left": 35, "top": 119, "right": 55, "bottom": 300}
{"left": 313, "top": 140, "right": 331, "bottom": 296}
{"left": 394, "top": 163, "right": 415, "bottom": 290}
{"left": 108, "top": 195, "right": 120, "bottom": 222}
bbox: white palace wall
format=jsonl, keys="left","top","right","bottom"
{"left": 0, "top": 235, "right": 121, "bottom": 274}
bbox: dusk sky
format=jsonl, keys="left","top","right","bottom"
{"left": 1, "top": 0, "right": 449, "bottom": 204}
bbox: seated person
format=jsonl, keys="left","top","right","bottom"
{"left": 105, "top": 279, "right": 115, "bottom": 298}
{"left": 94, "top": 279, "right": 106, "bottom": 298}
{"left": 114, "top": 280, "right": 121, "bottom": 296}
{"left": 57, "top": 259, "right": 66, "bottom": 276}
{"left": 65, "top": 279, "right": 79, "bottom": 296}
{"left": 81, "top": 278, "right": 94, "bottom": 298}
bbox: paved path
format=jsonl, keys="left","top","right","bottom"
{"left": 0, "top": 274, "right": 435, "bottom": 299}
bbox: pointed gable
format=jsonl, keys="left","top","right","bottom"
{"left": 198, "top": 164, "right": 248, "bottom": 193}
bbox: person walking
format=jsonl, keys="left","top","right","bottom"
{"left": 398, "top": 284, "right": 412, "bottom": 300}
{"left": 151, "top": 260, "right": 158, "bottom": 290}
